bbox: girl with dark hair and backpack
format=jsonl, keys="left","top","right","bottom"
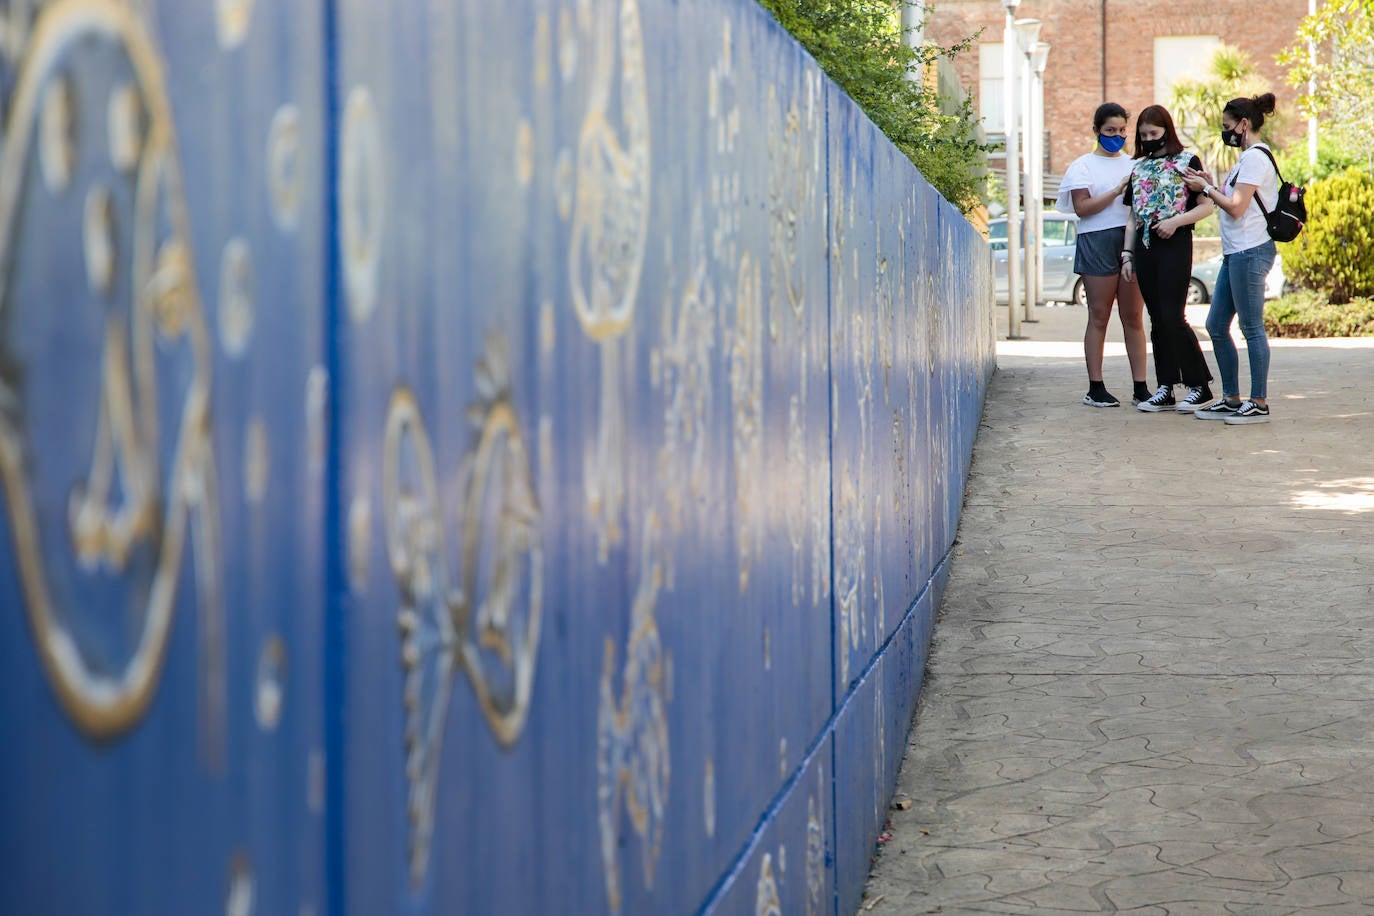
{"left": 1120, "top": 104, "right": 1215, "bottom": 413}
{"left": 1055, "top": 102, "right": 1149, "bottom": 408}
{"left": 1182, "top": 93, "right": 1281, "bottom": 425}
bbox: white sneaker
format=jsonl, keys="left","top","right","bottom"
{"left": 1136, "top": 385, "right": 1176, "bottom": 412}
{"left": 1175, "top": 387, "right": 1213, "bottom": 412}
{"left": 1083, "top": 390, "right": 1121, "bottom": 408}
{"left": 1224, "top": 400, "right": 1271, "bottom": 424}
{"left": 1194, "top": 398, "right": 1243, "bottom": 421}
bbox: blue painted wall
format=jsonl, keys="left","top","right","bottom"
{"left": 0, "top": 1, "right": 993, "bottom": 914}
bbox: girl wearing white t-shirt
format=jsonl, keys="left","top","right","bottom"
{"left": 1056, "top": 102, "right": 1149, "bottom": 408}
{"left": 1183, "top": 93, "right": 1281, "bottom": 425}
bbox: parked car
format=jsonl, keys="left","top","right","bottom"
{"left": 1189, "top": 253, "right": 1289, "bottom": 303}
{"left": 990, "top": 213, "right": 1079, "bottom": 306}
{"left": 992, "top": 213, "right": 1288, "bottom": 306}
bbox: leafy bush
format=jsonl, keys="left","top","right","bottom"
{"left": 1265, "top": 290, "right": 1374, "bottom": 337}
{"left": 1279, "top": 166, "right": 1374, "bottom": 304}
{"left": 1192, "top": 211, "right": 1220, "bottom": 238}
{"left": 757, "top": 0, "right": 987, "bottom": 213}
{"left": 1275, "top": 136, "right": 1367, "bottom": 186}
{"left": 1279, "top": 0, "right": 1374, "bottom": 162}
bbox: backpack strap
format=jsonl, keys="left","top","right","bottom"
{"left": 1245, "top": 145, "right": 1283, "bottom": 218}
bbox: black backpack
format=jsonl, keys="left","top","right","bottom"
{"left": 1249, "top": 146, "right": 1307, "bottom": 243}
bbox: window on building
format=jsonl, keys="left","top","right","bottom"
{"left": 980, "top": 42, "right": 1005, "bottom": 134}
{"left": 1154, "top": 35, "right": 1220, "bottom": 109}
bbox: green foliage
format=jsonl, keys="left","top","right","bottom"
{"left": 1275, "top": 136, "right": 1365, "bottom": 186}
{"left": 983, "top": 168, "right": 1005, "bottom": 212}
{"left": 1192, "top": 211, "right": 1220, "bottom": 238}
{"left": 757, "top": 0, "right": 987, "bottom": 213}
{"left": 1280, "top": 0, "right": 1374, "bottom": 164}
{"left": 1265, "top": 289, "right": 1374, "bottom": 337}
{"left": 1168, "top": 45, "right": 1278, "bottom": 177}
{"left": 1279, "top": 167, "right": 1374, "bottom": 305}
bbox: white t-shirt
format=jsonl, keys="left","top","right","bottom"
{"left": 1054, "top": 152, "right": 1133, "bottom": 234}
{"left": 1219, "top": 143, "right": 1281, "bottom": 255}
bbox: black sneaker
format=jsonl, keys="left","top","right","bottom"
{"left": 1194, "top": 397, "right": 1243, "bottom": 420}
{"left": 1083, "top": 390, "right": 1121, "bottom": 408}
{"left": 1136, "top": 385, "right": 1176, "bottom": 412}
{"left": 1224, "top": 400, "right": 1271, "bottom": 425}
{"left": 1175, "top": 386, "right": 1213, "bottom": 412}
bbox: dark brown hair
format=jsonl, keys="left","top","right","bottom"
{"left": 1223, "top": 93, "right": 1277, "bottom": 132}
{"left": 1093, "top": 101, "right": 1129, "bottom": 132}
{"left": 1133, "top": 104, "right": 1185, "bottom": 159}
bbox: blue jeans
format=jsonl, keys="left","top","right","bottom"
{"left": 1206, "top": 240, "right": 1276, "bottom": 399}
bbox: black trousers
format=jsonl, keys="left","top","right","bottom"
{"left": 1134, "top": 229, "right": 1212, "bottom": 388}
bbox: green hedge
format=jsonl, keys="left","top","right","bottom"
{"left": 1264, "top": 290, "right": 1374, "bottom": 337}
{"left": 1279, "top": 167, "right": 1374, "bottom": 304}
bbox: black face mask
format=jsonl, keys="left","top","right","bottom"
{"left": 1221, "top": 128, "right": 1243, "bottom": 148}
{"left": 1139, "top": 137, "right": 1167, "bottom": 155}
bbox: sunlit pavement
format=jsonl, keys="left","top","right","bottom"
{"left": 864, "top": 302, "right": 1374, "bottom": 913}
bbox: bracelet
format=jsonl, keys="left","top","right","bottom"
{"left": 1120, "top": 252, "right": 1134, "bottom": 260}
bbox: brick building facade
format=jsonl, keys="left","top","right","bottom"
{"left": 923, "top": 0, "right": 1309, "bottom": 178}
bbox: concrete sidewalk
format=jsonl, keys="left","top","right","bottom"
{"left": 864, "top": 303, "right": 1374, "bottom": 914}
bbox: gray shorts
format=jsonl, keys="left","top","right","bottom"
{"left": 1074, "top": 226, "right": 1126, "bottom": 277}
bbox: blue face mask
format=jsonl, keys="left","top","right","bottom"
{"left": 1098, "top": 134, "right": 1126, "bottom": 153}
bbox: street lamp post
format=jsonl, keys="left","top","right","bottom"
{"left": 1030, "top": 41, "right": 1050, "bottom": 319}
{"left": 1015, "top": 18, "right": 1042, "bottom": 323}
{"left": 1308, "top": 0, "right": 1318, "bottom": 166}
{"left": 1002, "top": 0, "right": 1022, "bottom": 339}
{"left": 901, "top": 0, "right": 926, "bottom": 58}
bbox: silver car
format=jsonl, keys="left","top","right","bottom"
{"left": 993, "top": 214, "right": 1285, "bottom": 306}
{"left": 1189, "top": 253, "right": 1289, "bottom": 303}
{"left": 990, "top": 213, "right": 1080, "bottom": 305}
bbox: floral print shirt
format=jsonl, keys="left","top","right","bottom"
{"left": 1124, "top": 151, "right": 1203, "bottom": 248}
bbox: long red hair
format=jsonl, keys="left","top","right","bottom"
{"left": 1133, "top": 105, "right": 1185, "bottom": 158}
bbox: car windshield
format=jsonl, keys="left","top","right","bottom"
{"left": 990, "top": 218, "right": 1071, "bottom": 249}
{"left": 1041, "top": 220, "right": 1071, "bottom": 246}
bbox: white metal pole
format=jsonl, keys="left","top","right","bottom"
{"left": 1003, "top": 0, "right": 1022, "bottom": 338}
{"left": 1015, "top": 19, "right": 1042, "bottom": 323}
{"left": 1308, "top": 0, "right": 1318, "bottom": 167}
{"left": 901, "top": 0, "right": 927, "bottom": 56}
{"left": 1031, "top": 42, "right": 1050, "bottom": 316}
{"left": 1023, "top": 51, "right": 1037, "bottom": 321}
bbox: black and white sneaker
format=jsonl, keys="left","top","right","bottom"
{"left": 1083, "top": 390, "right": 1121, "bottom": 408}
{"left": 1224, "top": 400, "right": 1271, "bottom": 424}
{"left": 1136, "top": 385, "right": 1176, "bottom": 412}
{"left": 1175, "top": 386, "right": 1213, "bottom": 412}
{"left": 1194, "top": 398, "right": 1243, "bottom": 420}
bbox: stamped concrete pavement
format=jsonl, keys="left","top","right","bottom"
{"left": 864, "top": 303, "right": 1374, "bottom": 914}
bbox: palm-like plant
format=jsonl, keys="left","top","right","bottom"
{"left": 1168, "top": 45, "right": 1278, "bottom": 178}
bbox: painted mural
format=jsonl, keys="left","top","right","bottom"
{"left": 1, "top": 0, "right": 993, "bottom": 914}
{"left": 1, "top": 0, "right": 327, "bottom": 912}
{"left": 0, "top": 0, "right": 223, "bottom": 755}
